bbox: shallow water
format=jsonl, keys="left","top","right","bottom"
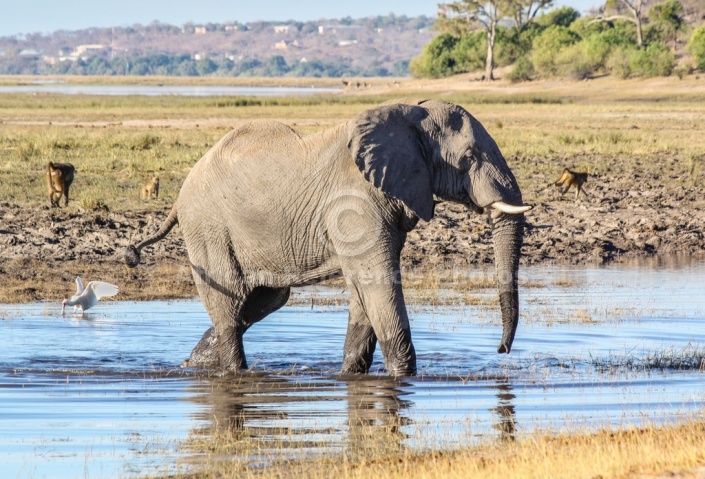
{"left": 1, "top": 260, "right": 704, "bottom": 478}
{"left": 0, "top": 84, "right": 340, "bottom": 96}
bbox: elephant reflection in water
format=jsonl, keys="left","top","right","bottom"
{"left": 183, "top": 375, "right": 517, "bottom": 459}
{"left": 490, "top": 380, "right": 517, "bottom": 442}
{"left": 344, "top": 377, "right": 412, "bottom": 457}
{"left": 183, "top": 374, "right": 412, "bottom": 457}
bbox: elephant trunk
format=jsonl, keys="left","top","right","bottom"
{"left": 491, "top": 211, "right": 524, "bottom": 354}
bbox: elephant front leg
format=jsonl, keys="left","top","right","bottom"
{"left": 342, "top": 284, "right": 377, "bottom": 374}
{"left": 342, "top": 268, "right": 417, "bottom": 377}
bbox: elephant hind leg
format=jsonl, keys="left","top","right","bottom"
{"left": 187, "top": 285, "right": 290, "bottom": 371}
{"left": 190, "top": 265, "right": 249, "bottom": 371}
{"left": 242, "top": 286, "right": 291, "bottom": 326}
{"left": 221, "top": 286, "right": 290, "bottom": 370}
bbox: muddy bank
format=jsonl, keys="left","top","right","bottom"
{"left": 1, "top": 169, "right": 704, "bottom": 303}
{"left": 406, "top": 169, "right": 705, "bottom": 267}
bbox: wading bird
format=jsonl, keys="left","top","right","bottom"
{"left": 62, "top": 277, "right": 119, "bottom": 315}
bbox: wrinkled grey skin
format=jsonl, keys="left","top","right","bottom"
{"left": 126, "top": 99, "right": 527, "bottom": 376}
{"left": 183, "top": 326, "right": 219, "bottom": 368}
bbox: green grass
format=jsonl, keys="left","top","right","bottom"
{"left": 2, "top": 77, "right": 704, "bottom": 215}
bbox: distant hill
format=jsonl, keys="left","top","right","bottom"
{"left": 0, "top": 15, "right": 436, "bottom": 77}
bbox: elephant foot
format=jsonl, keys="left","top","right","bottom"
{"left": 341, "top": 354, "right": 372, "bottom": 375}
{"left": 385, "top": 363, "right": 417, "bottom": 377}
{"left": 380, "top": 339, "right": 417, "bottom": 377}
{"left": 342, "top": 323, "right": 377, "bottom": 374}
{"left": 182, "top": 326, "right": 220, "bottom": 369}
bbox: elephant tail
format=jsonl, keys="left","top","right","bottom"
{"left": 124, "top": 206, "right": 179, "bottom": 268}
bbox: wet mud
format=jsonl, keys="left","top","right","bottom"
{"left": 0, "top": 166, "right": 704, "bottom": 302}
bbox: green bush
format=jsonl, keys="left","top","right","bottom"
{"left": 506, "top": 56, "right": 535, "bottom": 82}
{"left": 410, "top": 33, "right": 459, "bottom": 78}
{"left": 569, "top": 16, "right": 610, "bottom": 38}
{"left": 646, "top": 0, "right": 684, "bottom": 45}
{"left": 451, "top": 32, "right": 487, "bottom": 72}
{"left": 410, "top": 31, "right": 492, "bottom": 78}
{"left": 496, "top": 26, "right": 538, "bottom": 66}
{"left": 606, "top": 42, "right": 675, "bottom": 79}
{"left": 629, "top": 42, "right": 675, "bottom": 77}
{"left": 536, "top": 6, "right": 581, "bottom": 28}
{"left": 531, "top": 25, "right": 580, "bottom": 77}
{"left": 570, "top": 17, "right": 636, "bottom": 46}
{"left": 687, "top": 27, "right": 705, "bottom": 70}
{"left": 606, "top": 47, "right": 636, "bottom": 79}
{"left": 565, "top": 28, "right": 635, "bottom": 77}
{"left": 556, "top": 42, "right": 600, "bottom": 79}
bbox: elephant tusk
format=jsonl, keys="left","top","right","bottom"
{"left": 490, "top": 201, "right": 532, "bottom": 214}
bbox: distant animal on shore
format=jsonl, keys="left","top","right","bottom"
{"left": 141, "top": 176, "right": 159, "bottom": 200}
{"left": 45, "top": 161, "right": 75, "bottom": 207}
{"left": 554, "top": 168, "right": 588, "bottom": 199}
{"left": 62, "top": 276, "right": 119, "bottom": 315}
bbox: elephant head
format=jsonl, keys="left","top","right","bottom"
{"left": 348, "top": 99, "right": 529, "bottom": 355}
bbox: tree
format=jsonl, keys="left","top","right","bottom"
{"left": 437, "top": 1, "right": 553, "bottom": 80}
{"left": 511, "top": 0, "right": 555, "bottom": 32}
{"left": 537, "top": 5, "right": 581, "bottom": 27}
{"left": 437, "top": 1, "right": 509, "bottom": 80}
{"left": 409, "top": 33, "right": 460, "bottom": 77}
{"left": 687, "top": 27, "right": 705, "bottom": 70}
{"left": 594, "top": 0, "right": 652, "bottom": 48}
{"left": 648, "top": 0, "right": 684, "bottom": 46}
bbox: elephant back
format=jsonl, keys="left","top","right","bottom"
{"left": 180, "top": 120, "right": 307, "bottom": 199}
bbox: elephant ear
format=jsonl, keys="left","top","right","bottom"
{"left": 348, "top": 104, "right": 435, "bottom": 222}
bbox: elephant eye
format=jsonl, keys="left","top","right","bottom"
{"left": 460, "top": 150, "right": 476, "bottom": 170}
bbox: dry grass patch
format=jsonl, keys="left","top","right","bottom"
{"left": 165, "top": 418, "right": 705, "bottom": 479}
{"left": 0, "top": 257, "right": 195, "bottom": 304}
{"left": 552, "top": 278, "right": 578, "bottom": 288}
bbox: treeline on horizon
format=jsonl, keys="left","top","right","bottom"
{"left": 1, "top": 1, "right": 705, "bottom": 79}
{"left": 0, "top": 54, "right": 408, "bottom": 78}
{"left": 0, "top": 14, "right": 429, "bottom": 78}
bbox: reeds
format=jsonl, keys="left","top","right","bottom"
{"left": 592, "top": 345, "right": 705, "bottom": 373}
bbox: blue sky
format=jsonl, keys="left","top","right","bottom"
{"left": 1, "top": 0, "right": 602, "bottom": 37}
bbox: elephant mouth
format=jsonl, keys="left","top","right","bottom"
{"left": 468, "top": 201, "right": 485, "bottom": 214}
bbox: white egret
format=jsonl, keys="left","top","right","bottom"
{"left": 62, "top": 276, "right": 119, "bottom": 315}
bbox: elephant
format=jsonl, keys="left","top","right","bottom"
{"left": 124, "top": 99, "right": 531, "bottom": 376}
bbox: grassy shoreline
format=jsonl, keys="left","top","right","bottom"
{"left": 1, "top": 74, "right": 704, "bottom": 305}
{"left": 3, "top": 75, "right": 704, "bottom": 211}
{"left": 167, "top": 418, "right": 705, "bottom": 479}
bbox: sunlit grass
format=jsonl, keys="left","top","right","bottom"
{"left": 2, "top": 76, "right": 704, "bottom": 212}
{"left": 0, "top": 257, "right": 194, "bottom": 303}
{"left": 160, "top": 416, "right": 705, "bottom": 479}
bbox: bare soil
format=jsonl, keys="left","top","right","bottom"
{"left": 1, "top": 162, "right": 703, "bottom": 303}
